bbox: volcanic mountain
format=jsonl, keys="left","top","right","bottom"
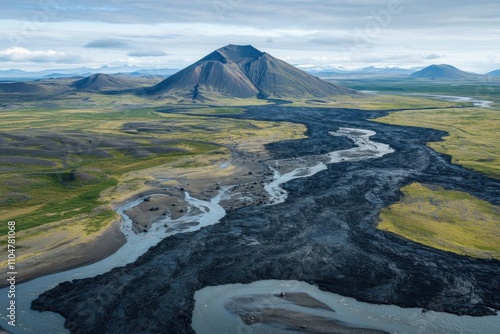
{"left": 70, "top": 73, "right": 154, "bottom": 92}
{"left": 146, "top": 44, "right": 356, "bottom": 100}
{"left": 411, "top": 64, "right": 479, "bottom": 80}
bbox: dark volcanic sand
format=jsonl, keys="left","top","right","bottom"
{"left": 32, "top": 106, "right": 500, "bottom": 333}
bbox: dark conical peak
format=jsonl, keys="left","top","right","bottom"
{"left": 199, "top": 45, "right": 263, "bottom": 65}
{"left": 411, "top": 64, "right": 477, "bottom": 80}
{"left": 147, "top": 44, "right": 357, "bottom": 99}
{"left": 216, "top": 44, "right": 264, "bottom": 64}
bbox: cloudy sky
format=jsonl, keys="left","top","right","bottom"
{"left": 0, "top": 0, "right": 499, "bottom": 73}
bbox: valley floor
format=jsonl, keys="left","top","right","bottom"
{"left": 0, "top": 86, "right": 499, "bottom": 333}
{"left": 29, "top": 105, "right": 500, "bottom": 333}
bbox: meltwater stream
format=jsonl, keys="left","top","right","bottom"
{"left": 264, "top": 128, "right": 394, "bottom": 205}
{"left": 1, "top": 128, "right": 497, "bottom": 333}
{"left": 0, "top": 190, "right": 228, "bottom": 333}
{"left": 361, "top": 91, "right": 494, "bottom": 108}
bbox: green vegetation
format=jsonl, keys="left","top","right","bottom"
{"left": 369, "top": 80, "right": 500, "bottom": 258}
{"left": 0, "top": 95, "right": 306, "bottom": 242}
{"left": 334, "top": 79, "right": 500, "bottom": 107}
{"left": 330, "top": 94, "right": 458, "bottom": 110}
{"left": 378, "top": 183, "right": 500, "bottom": 260}
{"left": 376, "top": 107, "right": 500, "bottom": 179}
{"left": 169, "top": 106, "right": 246, "bottom": 115}
{"left": 0, "top": 176, "right": 118, "bottom": 235}
{"left": 85, "top": 209, "right": 118, "bottom": 234}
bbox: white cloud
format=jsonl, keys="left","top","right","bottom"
{"left": 53, "top": 5, "right": 120, "bottom": 12}
{"left": 128, "top": 49, "right": 167, "bottom": 57}
{"left": 423, "top": 54, "right": 441, "bottom": 60}
{"left": 85, "top": 39, "right": 128, "bottom": 48}
{"left": 0, "top": 47, "right": 82, "bottom": 63}
{"left": 0, "top": 1, "right": 499, "bottom": 72}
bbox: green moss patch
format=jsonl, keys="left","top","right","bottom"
{"left": 378, "top": 183, "right": 500, "bottom": 259}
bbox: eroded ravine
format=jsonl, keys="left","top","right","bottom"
{"left": 22, "top": 106, "right": 500, "bottom": 333}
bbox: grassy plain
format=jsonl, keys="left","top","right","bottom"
{"left": 0, "top": 93, "right": 306, "bottom": 265}
{"left": 379, "top": 183, "right": 500, "bottom": 259}
{"left": 358, "top": 79, "right": 500, "bottom": 259}
{"left": 297, "top": 93, "right": 459, "bottom": 110}
{"left": 333, "top": 79, "right": 500, "bottom": 107}
{"left": 376, "top": 106, "right": 500, "bottom": 179}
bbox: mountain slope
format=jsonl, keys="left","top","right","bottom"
{"left": 71, "top": 73, "right": 146, "bottom": 92}
{"left": 147, "top": 44, "right": 356, "bottom": 100}
{"left": 411, "top": 64, "right": 479, "bottom": 80}
{"left": 0, "top": 82, "right": 49, "bottom": 94}
{"left": 486, "top": 69, "right": 500, "bottom": 76}
{"left": 245, "top": 53, "right": 352, "bottom": 98}
{"left": 149, "top": 53, "right": 259, "bottom": 99}
{"left": 0, "top": 81, "right": 69, "bottom": 95}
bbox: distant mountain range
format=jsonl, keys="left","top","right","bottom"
{"left": 314, "top": 64, "right": 500, "bottom": 81}
{"left": 314, "top": 66, "right": 419, "bottom": 78}
{"left": 0, "top": 66, "right": 178, "bottom": 81}
{"left": 2, "top": 62, "right": 498, "bottom": 83}
{"left": 0, "top": 73, "right": 162, "bottom": 95}
{"left": 2, "top": 65, "right": 419, "bottom": 81}
{"left": 146, "top": 44, "right": 356, "bottom": 100}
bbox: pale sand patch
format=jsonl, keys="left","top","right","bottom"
{"left": 124, "top": 192, "right": 188, "bottom": 232}
{"left": 239, "top": 307, "right": 388, "bottom": 333}
{"left": 0, "top": 216, "right": 125, "bottom": 287}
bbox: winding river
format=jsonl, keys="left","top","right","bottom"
{"left": 1, "top": 128, "right": 498, "bottom": 333}
{"left": 361, "top": 91, "right": 493, "bottom": 108}
{"left": 0, "top": 190, "right": 228, "bottom": 333}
